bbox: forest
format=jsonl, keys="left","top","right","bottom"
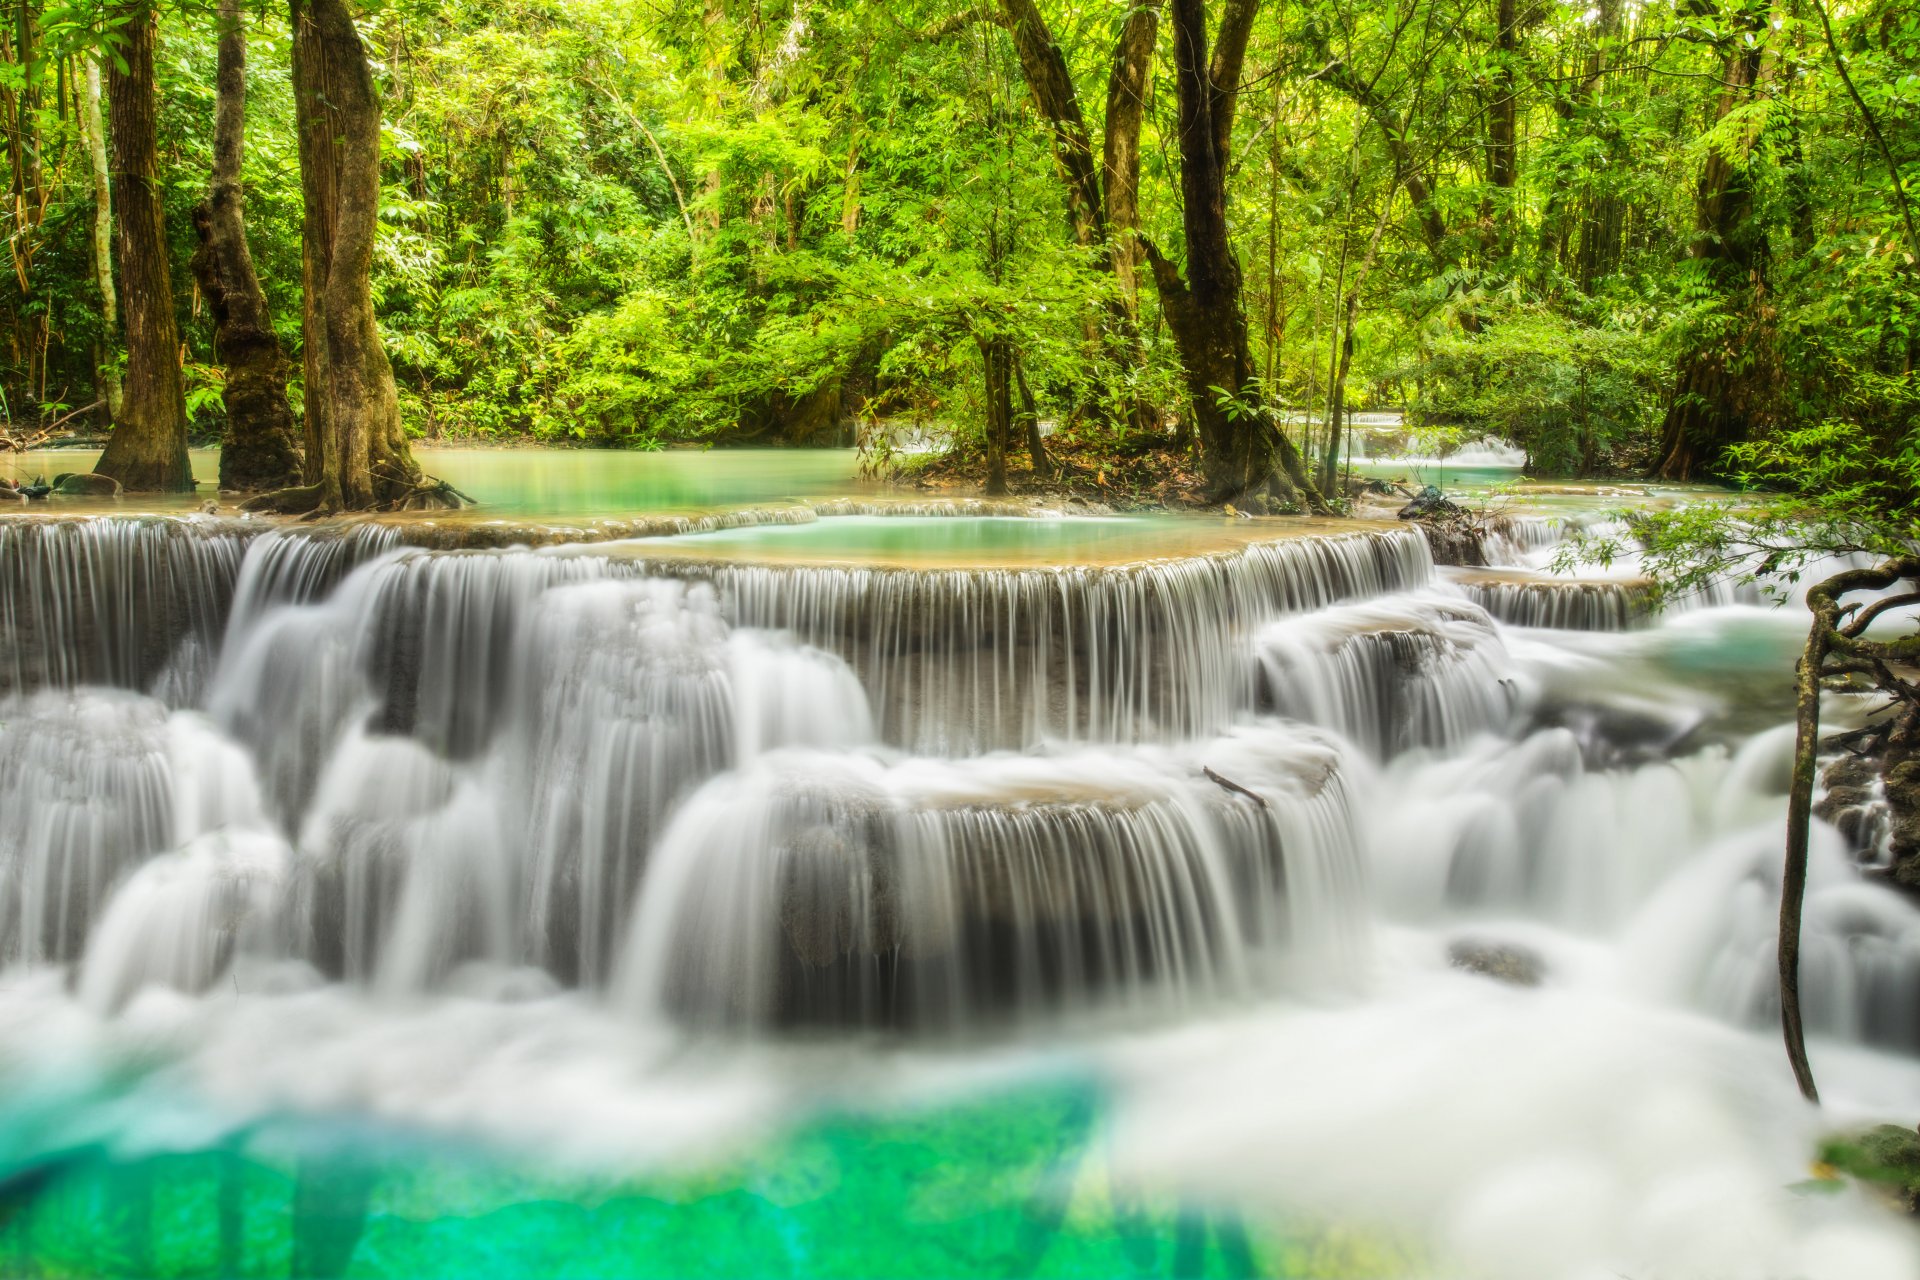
{"left": 0, "top": 0, "right": 1915, "bottom": 515}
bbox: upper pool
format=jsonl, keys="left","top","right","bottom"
{"left": 630, "top": 512, "right": 1377, "bottom": 568}
{"left": 2, "top": 446, "right": 871, "bottom": 517}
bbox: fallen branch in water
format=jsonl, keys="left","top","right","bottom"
{"left": 1203, "top": 766, "right": 1268, "bottom": 808}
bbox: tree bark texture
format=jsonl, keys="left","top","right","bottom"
{"left": 1101, "top": 2, "right": 1160, "bottom": 311}
{"left": 96, "top": 2, "right": 193, "bottom": 493}
{"left": 194, "top": 0, "right": 303, "bottom": 493}
{"left": 979, "top": 333, "right": 1012, "bottom": 496}
{"left": 82, "top": 59, "right": 122, "bottom": 422}
{"left": 282, "top": 0, "right": 424, "bottom": 511}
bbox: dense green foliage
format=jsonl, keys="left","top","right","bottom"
{"left": 0, "top": 0, "right": 1915, "bottom": 487}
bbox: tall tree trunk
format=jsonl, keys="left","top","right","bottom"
{"left": 1484, "top": 0, "right": 1518, "bottom": 254}
{"left": 81, "top": 58, "right": 121, "bottom": 422}
{"left": 1145, "top": 0, "right": 1326, "bottom": 512}
{"left": 194, "top": 0, "right": 302, "bottom": 493}
{"left": 1102, "top": 1, "right": 1161, "bottom": 314}
{"left": 979, "top": 333, "right": 1012, "bottom": 496}
{"left": 1014, "top": 353, "right": 1051, "bottom": 479}
{"left": 95, "top": 2, "right": 193, "bottom": 492}
{"left": 997, "top": 0, "right": 1159, "bottom": 428}
{"left": 273, "top": 0, "right": 425, "bottom": 512}
{"left": 1537, "top": 0, "right": 1621, "bottom": 288}
{"left": 1320, "top": 195, "right": 1393, "bottom": 493}
{"left": 1000, "top": 0, "right": 1104, "bottom": 252}
{"left": 1652, "top": 7, "right": 1769, "bottom": 481}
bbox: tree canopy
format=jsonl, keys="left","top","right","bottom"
{"left": 0, "top": 0, "right": 1912, "bottom": 507}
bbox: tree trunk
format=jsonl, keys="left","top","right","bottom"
{"left": 96, "top": 2, "right": 193, "bottom": 493}
{"left": 273, "top": 0, "right": 425, "bottom": 513}
{"left": 997, "top": 0, "right": 1159, "bottom": 428}
{"left": 1147, "top": 0, "right": 1326, "bottom": 512}
{"left": 1652, "top": 11, "right": 1768, "bottom": 481}
{"left": 1013, "top": 353, "right": 1051, "bottom": 479}
{"left": 1483, "top": 0, "right": 1520, "bottom": 259}
{"left": 979, "top": 333, "right": 1012, "bottom": 496}
{"left": 193, "top": 0, "right": 303, "bottom": 493}
{"left": 82, "top": 58, "right": 122, "bottom": 422}
{"left": 1321, "top": 195, "right": 1393, "bottom": 493}
{"left": 1000, "top": 0, "right": 1104, "bottom": 252}
{"left": 1101, "top": 2, "right": 1160, "bottom": 315}
{"left": 1781, "top": 618, "right": 1823, "bottom": 1104}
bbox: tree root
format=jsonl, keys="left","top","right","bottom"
{"left": 239, "top": 482, "right": 333, "bottom": 516}
{"left": 237, "top": 473, "right": 472, "bottom": 516}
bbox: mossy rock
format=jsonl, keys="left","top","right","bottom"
{"left": 1819, "top": 1124, "right": 1920, "bottom": 1213}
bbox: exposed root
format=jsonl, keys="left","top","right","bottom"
{"left": 239, "top": 482, "right": 332, "bottom": 516}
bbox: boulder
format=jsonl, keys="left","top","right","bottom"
{"left": 1447, "top": 937, "right": 1545, "bottom": 987}
{"left": 51, "top": 471, "right": 123, "bottom": 498}
{"left": 1398, "top": 484, "right": 1465, "bottom": 520}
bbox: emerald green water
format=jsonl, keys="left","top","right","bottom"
{"left": 1, "top": 447, "right": 867, "bottom": 517}
{"left": 0, "top": 1084, "right": 1401, "bottom": 1279}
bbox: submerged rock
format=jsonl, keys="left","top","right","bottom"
{"left": 1447, "top": 938, "right": 1545, "bottom": 987}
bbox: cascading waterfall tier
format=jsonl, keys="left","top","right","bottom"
{"left": 0, "top": 516, "right": 256, "bottom": 697}
{"left": 618, "top": 727, "right": 1366, "bottom": 1032}
{"left": 0, "top": 506, "right": 855, "bottom": 702}
{"left": 622, "top": 527, "right": 1434, "bottom": 753}
{"left": 1252, "top": 591, "right": 1522, "bottom": 757}
{"left": 1448, "top": 571, "right": 1651, "bottom": 631}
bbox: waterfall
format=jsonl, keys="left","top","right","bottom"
{"left": 1453, "top": 576, "right": 1649, "bottom": 631}
{"left": 616, "top": 726, "right": 1365, "bottom": 1032}
{"left": 0, "top": 516, "right": 257, "bottom": 698}
{"left": 5, "top": 503, "right": 1919, "bottom": 1079}
{"left": 645, "top": 527, "right": 1434, "bottom": 752}
{"left": 1252, "top": 591, "right": 1523, "bottom": 757}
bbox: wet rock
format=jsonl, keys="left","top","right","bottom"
{"left": 1819, "top": 754, "right": 1887, "bottom": 862}
{"left": 1447, "top": 938, "right": 1545, "bottom": 987}
{"left": 18, "top": 479, "right": 50, "bottom": 499}
{"left": 51, "top": 471, "right": 123, "bottom": 497}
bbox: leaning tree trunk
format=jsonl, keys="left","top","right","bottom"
{"left": 268, "top": 0, "right": 424, "bottom": 513}
{"left": 95, "top": 2, "right": 193, "bottom": 493}
{"left": 1779, "top": 557, "right": 1920, "bottom": 1102}
{"left": 194, "top": 0, "right": 303, "bottom": 493}
{"left": 1652, "top": 12, "right": 1768, "bottom": 481}
{"left": 1146, "top": 0, "right": 1325, "bottom": 512}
